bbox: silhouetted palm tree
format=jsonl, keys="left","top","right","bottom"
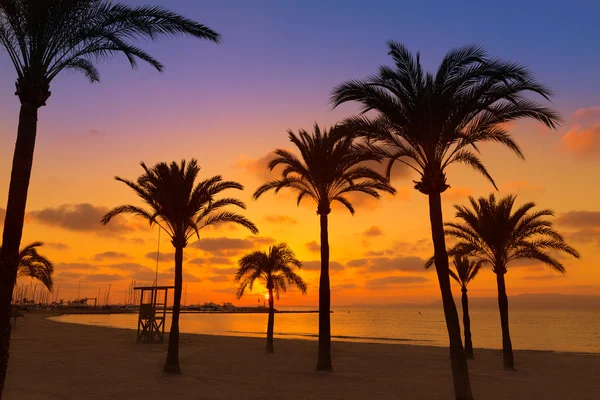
{"left": 0, "top": 242, "right": 54, "bottom": 292}
{"left": 235, "top": 243, "right": 307, "bottom": 354}
{"left": 102, "top": 159, "right": 257, "bottom": 374}
{"left": 331, "top": 42, "right": 560, "bottom": 398}
{"left": 254, "top": 124, "right": 395, "bottom": 371}
{"left": 0, "top": 1, "right": 219, "bottom": 391}
{"left": 426, "top": 256, "right": 482, "bottom": 359}
{"left": 445, "top": 194, "right": 580, "bottom": 370}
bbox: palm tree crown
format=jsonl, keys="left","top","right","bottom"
{"left": 253, "top": 124, "right": 396, "bottom": 214}
{"left": 235, "top": 243, "right": 307, "bottom": 299}
{"left": 101, "top": 159, "right": 258, "bottom": 245}
{"left": 426, "top": 255, "right": 482, "bottom": 291}
{"left": 445, "top": 194, "right": 580, "bottom": 274}
{"left": 449, "top": 256, "right": 482, "bottom": 290}
{"left": 0, "top": 242, "right": 54, "bottom": 291}
{"left": 0, "top": 0, "right": 220, "bottom": 106}
{"left": 331, "top": 41, "right": 560, "bottom": 194}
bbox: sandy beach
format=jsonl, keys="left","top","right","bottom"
{"left": 4, "top": 314, "right": 599, "bottom": 399}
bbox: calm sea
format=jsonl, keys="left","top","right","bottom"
{"left": 51, "top": 306, "right": 600, "bottom": 354}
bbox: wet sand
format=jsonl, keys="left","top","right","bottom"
{"left": 5, "top": 314, "right": 599, "bottom": 399}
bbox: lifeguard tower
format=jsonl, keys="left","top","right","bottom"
{"left": 134, "top": 285, "right": 174, "bottom": 344}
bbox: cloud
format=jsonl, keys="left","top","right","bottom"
{"left": 560, "top": 123, "right": 600, "bottom": 158}
{"left": 145, "top": 251, "right": 183, "bottom": 262}
{"left": 128, "top": 238, "right": 145, "bottom": 246}
{"left": 56, "top": 262, "right": 100, "bottom": 271}
{"left": 29, "top": 203, "right": 135, "bottom": 234}
{"left": 94, "top": 251, "right": 131, "bottom": 261}
{"left": 365, "top": 275, "right": 428, "bottom": 289}
{"left": 191, "top": 236, "right": 275, "bottom": 256}
{"left": 207, "top": 275, "right": 233, "bottom": 283}
{"left": 565, "top": 228, "right": 600, "bottom": 247}
{"left": 333, "top": 283, "right": 358, "bottom": 290}
{"left": 572, "top": 106, "right": 600, "bottom": 122}
{"left": 85, "top": 273, "right": 123, "bottom": 282}
{"left": 209, "top": 256, "right": 234, "bottom": 265}
{"left": 364, "top": 249, "right": 395, "bottom": 257}
{"left": 306, "top": 241, "right": 320, "bottom": 253}
{"left": 234, "top": 152, "right": 281, "bottom": 182}
{"left": 301, "top": 260, "right": 344, "bottom": 271}
{"left": 346, "top": 256, "right": 429, "bottom": 273}
{"left": 363, "top": 226, "right": 383, "bottom": 237}
{"left": 555, "top": 211, "right": 600, "bottom": 228}
{"left": 210, "top": 267, "right": 238, "bottom": 275}
{"left": 188, "top": 257, "right": 206, "bottom": 266}
{"left": 444, "top": 186, "right": 472, "bottom": 201}
{"left": 263, "top": 214, "right": 298, "bottom": 225}
{"left": 45, "top": 242, "right": 70, "bottom": 251}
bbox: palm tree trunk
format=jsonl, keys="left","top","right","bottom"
{"left": 316, "top": 212, "right": 332, "bottom": 371}
{"left": 0, "top": 103, "right": 40, "bottom": 395}
{"left": 163, "top": 244, "right": 184, "bottom": 374}
{"left": 266, "top": 287, "right": 275, "bottom": 354}
{"left": 461, "top": 288, "right": 473, "bottom": 359}
{"left": 428, "top": 192, "right": 473, "bottom": 399}
{"left": 496, "top": 272, "right": 514, "bottom": 370}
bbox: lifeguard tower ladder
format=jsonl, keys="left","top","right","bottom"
{"left": 134, "top": 286, "right": 174, "bottom": 343}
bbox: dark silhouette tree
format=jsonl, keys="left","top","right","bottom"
{"left": 331, "top": 41, "right": 560, "bottom": 399}
{"left": 254, "top": 124, "right": 395, "bottom": 371}
{"left": 235, "top": 243, "right": 307, "bottom": 354}
{"left": 102, "top": 159, "right": 257, "bottom": 374}
{"left": 426, "top": 256, "right": 482, "bottom": 359}
{"left": 444, "top": 194, "right": 579, "bottom": 370}
{"left": 0, "top": 0, "right": 220, "bottom": 391}
{"left": 0, "top": 242, "right": 54, "bottom": 291}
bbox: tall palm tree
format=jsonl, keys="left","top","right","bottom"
{"left": 102, "top": 159, "right": 258, "bottom": 374}
{"left": 254, "top": 124, "right": 395, "bottom": 371}
{"left": 331, "top": 42, "right": 560, "bottom": 398}
{"left": 0, "top": 242, "right": 54, "bottom": 292}
{"left": 426, "top": 256, "right": 482, "bottom": 359}
{"left": 0, "top": 0, "right": 220, "bottom": 391}
{"left": 445, "top": 194, "right": 580, "bottom": 370}
{"left": 235, "top": 243, "right": 307, "bottom": 354}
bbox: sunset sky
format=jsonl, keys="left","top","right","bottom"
{"left": 0, "top": 0, "right": 599, "bottom": 306}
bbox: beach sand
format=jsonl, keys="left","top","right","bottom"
{"left": 4, "top": 314, "right": 599, "bottom": 399}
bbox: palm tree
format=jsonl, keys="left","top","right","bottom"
{"left": 426, "top": 256, "right": 482, "bottom": 359}
{"left": 331, "top": 42, "right": 560, "bottom": 398}
{"left": 0, "top": 0, "right": 220, "bottom": 391}
{"left": 0, "top": 242, "right": 54, "bottom": 292}
{"left": 102, "top": 159, "right": 258, "bottom": 374}
{"left": 445, "top": 194, "right": 579, "bottom": 370}
{"left": 235, "top": 243, "right": 307, "bottom": 354}
{"left": 253, "top": 124, "right": 395, "bottom": 371}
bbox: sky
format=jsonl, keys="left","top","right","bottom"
{"left": 0, "top": 0, "right": 599, "bottom": 306}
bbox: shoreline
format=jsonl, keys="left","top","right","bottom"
{"left": 48, "top": 313, "right": 600, "bottom": 356}
{"left": 5, "top": 314, "right": 600, "bottom": 399}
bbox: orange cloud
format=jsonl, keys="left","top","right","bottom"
{"left": 305, "top": 241, "right": 320, "bottom": 253}
{"left": 363, "top": 226, "right": 383, "bottom": 237}
{"left": 444, "top": 186, "right": 472, "bottom": 201}
{"left": 560, "top": 123, "right": 600, "bottom": 158}
{"left": 572, "top": 106, "right": 600, "bottom": 121}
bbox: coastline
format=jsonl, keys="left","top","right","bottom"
{"left": 5, "top": 314, "right": 600, "bottom": 399}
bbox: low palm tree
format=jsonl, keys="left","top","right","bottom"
{"left": 445, "top": 194, "right": 580, "bottom": 370}
{"left": 0, "top": 1, "right": 220, "bottom": 391}
{"left": 426, "top": 256, "right": 482, "bottom": 359}
{"left": 235, "top": 243, "right": 307, "bottom": 354}
{"left": 102, "top": 159, "right": 257, "bottom": 374}
{"left": 0, "top": 242, "right": 54, "bottom": 292}
{"left": 331, "top": 41, "right": 560, "bottom": 398}
{"left": 254, "top": 124, "right": 395, "bottom": 371}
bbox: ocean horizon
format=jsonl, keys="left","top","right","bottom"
{"left": 52, "top": 303, "right": 600, "bottom": 354}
